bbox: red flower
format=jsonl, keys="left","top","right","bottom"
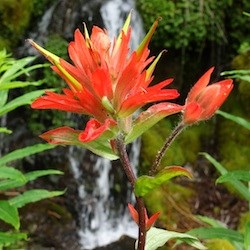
{"left": 29, "top": 13, "right": 179, "bottom": 122}
{"left": 29, "top": 14, "right": 183, "bottom": 157}
{"left": 183, "top": 67, "right": 233, "bottom": 124}
{"left": 128, "top": 203, "right": 160, "bottom": 231}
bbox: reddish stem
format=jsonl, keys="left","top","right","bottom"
{"left": 116, "top": 136, "right": 146, "bottom": 250}
{"left": 150, "top": 122, "right": 185, "bottom": 175}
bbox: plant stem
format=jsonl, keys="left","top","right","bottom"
{"left": 150, "top": 122, "right": 185, "bottom": 175}
{"left": 116, "top": 136, "right": 146, "bottom": 250}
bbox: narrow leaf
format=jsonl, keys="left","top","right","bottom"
{"left": 199, "top": 152, "right": 227, "bottom": 175}
{"left": 201, "top": 152, "right": 250, "bottom": 202}
{"left": 244, "top": 222, "right": 250, "bottom": 250}
{"left": 216, "top": 170, "right": 250, "bottom": 183}
{"left": 0, "top": 89, "right": 8, "bottom": 108}
{"left": 0, "top": 232, "right": 27, "bottom": 245}
{"left": 0, "top": 127, "right": 12, "bottom": 134}
{"left": 0, "top": 201, "right": 19, "bottom": 229}
{"left": 0, "top": 89, "right": 48, "bottom": 116}
{"left": 0, "top": 143, "right": 56, "bottom": 166}
{"left": 0, "top": 166, "right": 26, "bottom": 181}
{"left": 25, "top": 169, "right": 64, "bottom": 181}
{"left": 196, "top": 215, "right": 227, "bottom": 228}
{"left": 188, "top": 227, "right": 244, "bottom": 243}
{"left": 135, "top": 166, "right": 192, "bottom": 197}
{"left": 9, "top": 189, "right": 65, "bottom": 208}
{"left": 216, "top": 110, "right": 250, "bottom": 130}
{"left": 0, "top": 178, "right": 26, "bottom": 191}
{"left": 0, "top": 169, "right": 62, "bottom": 191}
{"left": 0, "top": 80, "right": 44, "bottom": 90}
{"left": 0, "top": 56, "right": 35, "bottom": 83}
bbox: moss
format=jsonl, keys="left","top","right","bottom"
{"left": 231, "top": 50, "right": 250, "bottom": 113}
{"left": 218, "top": 118, "right": 250, "bottom": 171}
{"left": 206, "top": 239, "right": 236, "bottom": 250}
{"left": 0, "top": 0, "right": 57, "bottom": 50}
{"left": 144, "top": 182, "right": 194, "bottom": 230}
{"left": 238, "top": 211, "right": 250, "bottom": 233}
{"left": 0, "top": 0, "right": 33, "bottom": 50}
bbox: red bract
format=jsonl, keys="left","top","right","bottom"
{"left": 183, "top": 67, "right": 233, "bottom": 124}
{"left": 128, "top": 203, "right": 160, "bottom": 231}
{"left": 29, "top": 14, "right": 179, "bottom": 122}
{"left": 29, "top": 13, "right": 183, "bottom": 158}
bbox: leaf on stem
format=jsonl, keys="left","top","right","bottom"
{"left": 134, "top": 166, "right": 192, "bottom": 197}
{"left": 0, "top": 201, "right": 20, "bottom": 230}
{"left": 138, "top": 227, "right": 206, "bottom": 250}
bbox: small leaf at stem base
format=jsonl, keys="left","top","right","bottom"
{"left": 135, "top": 166, "right": 192, "bottom": 197}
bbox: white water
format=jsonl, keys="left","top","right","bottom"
{"left": 68, "top": 139, "right": 141, "bottom": 249}
{"left": 100, "top": 0, "right": 145, "bottom": 50}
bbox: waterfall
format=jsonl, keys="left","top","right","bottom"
{"left": 68, "top": 139, "right": 141, "bottom": 249}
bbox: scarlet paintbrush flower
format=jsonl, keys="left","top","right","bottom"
{"left": 29, "top": 13, "right": 179, "bottom": 121}
{"left": 183, "top": 67, "right": 233, "bottom": 124}
{"left": 29, "top": 13, "right": 183, "bottom": 158}
{"left": 128, "top": 203, "right": 160, "bottom": 231}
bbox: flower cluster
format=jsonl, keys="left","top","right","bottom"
{"left": 29, "top": 13, "right": 233, "bottom": 159}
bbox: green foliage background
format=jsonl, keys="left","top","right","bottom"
{"left": 136, "top": 0, "right": 250, "bottom": 52}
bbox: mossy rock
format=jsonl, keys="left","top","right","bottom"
{"left": 144, "top": 182, "right": 195, "bottom": 230}
{"left": 0, "top": 0, "right": 33, "bottom": 50}
{"left": 206, "top": 239, "right": 236, "bottom": 250}
{"left": 0, "top": 0, "right": 57, "bottom": 50}
{"left": 232, "top": 50, "right": 250, "bottom": 113}
{"left": 218, "top": 118, "right": 250, "bottom": 171}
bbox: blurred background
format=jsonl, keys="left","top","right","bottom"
{"left": 0, "top": 0, "right": 250, "bottom": 249}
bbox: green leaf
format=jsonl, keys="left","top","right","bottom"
{"left": 0, "top": 143, "right": 56, "bottom": 166}
{"left": 125, "top": 103, "right": 183, "bottom": 144}
{"left": 0, "top": 80, "right": 44, "bottom": 90}
{"left": 25, "top": 169, "right": 64, "bottom": 181}
{"left": 244, "top": 222, "right": 250, "bottom": 250}
{"left": 9, "top": 189, "right": 65, "bottom": 208}
{"left": 0, "top": 166, "right": 26, "bottom": 181}
{"left": 196, "top": 215, "right": 227, "bottom": 228}
{"left": 0, "top": 201, "right": 19, "bottom": 230}
{"left": 142, "top": 227, "right": 206, "bottom": 250}
{"left": 135, "top": 166, "right": 192, "bottom": 197}
{"left": 0, "top": 178, "right": 26, "bottom": 191}
{"left": 0, "top": 89, "right": 8, "bottom": 108}
{"left": 0, "top": 56, "right": 35, "bottom": 84}
{"left": 216, "top": 110, "right": 250, "bottom": 130}
{"left": 0, "top": 232, "right": 27, "bottom": 246}
{"left": 201, "top": 152, "right": 250, "bottom": 202}
{"left": 188, "top": 227, "right": 244, "bottom": 243}
{"left": 0, "top": 89, "right": 48, "bottom": 116}
{"left": 221, "top": 69, "right": 250, "bottom": 83}
{"left": 216, "top": 170, "right": 250, "bottom": 183}
{"left": 0, "top": 169, "right": 62, "bottom": 191}
{"left": 0, "top": 127, "right": 12, "bottom": 134}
